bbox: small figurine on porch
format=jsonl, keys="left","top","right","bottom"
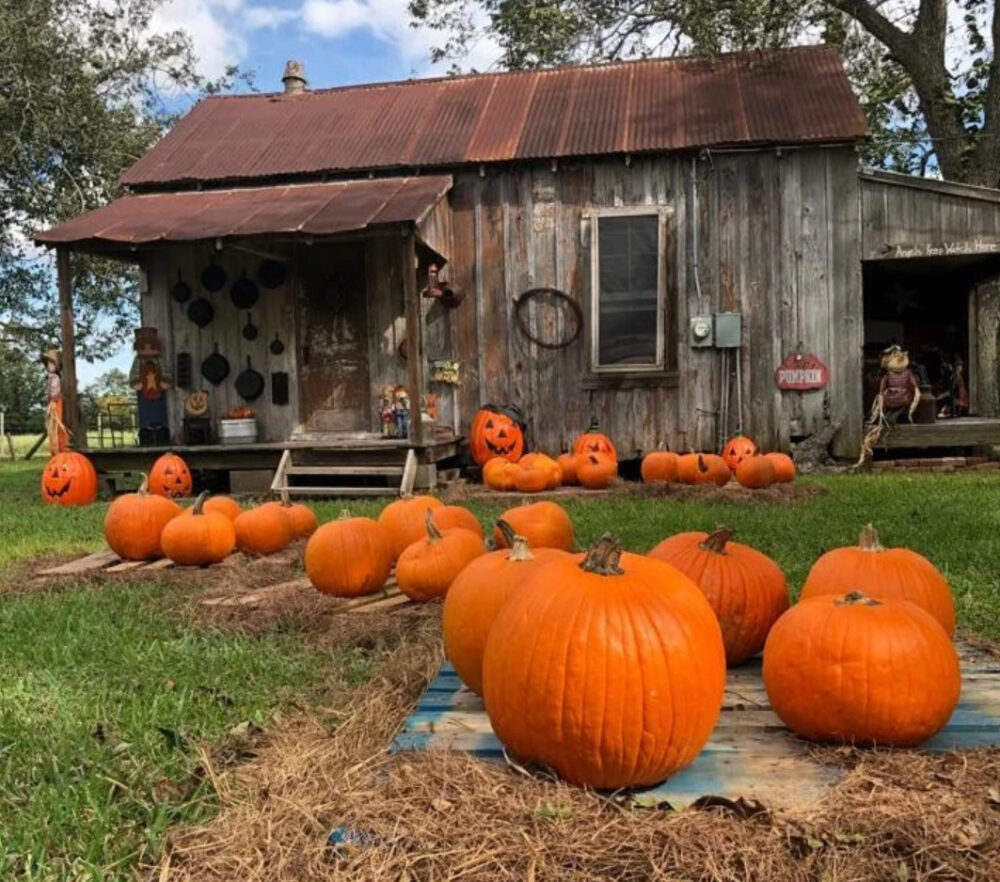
{"left": 379, "top": 386, "right": 397, "bottom": 438}
{"left": 129, "top": 327, "right": 171, "bottom": 437}
{"left": 857, "top": 345, "right": 921, "bottom": 467}
{"left": 393, "top": 385, "right": 410, "bottom": 439}
{"left": 938, "top": 355, "right": 970, "bottom": 418}
{"left": 41, "top": 348, "right": 69, "bottom": 455}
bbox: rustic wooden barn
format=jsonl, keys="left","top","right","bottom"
{"left": 36, "top": 45, "right": 1000, "bottom": 490}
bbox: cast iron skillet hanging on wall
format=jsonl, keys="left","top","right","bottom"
{"left": 201, "top": 344, "right": 230, "bottom": 385}
{"left": 230, "top": 271, "right": 259, "bottom": 309}
{"left": 269, "top": 332, "right": 285, "bottom": 355}
{"left": 258, "top": 260, "right": 287, "bottom": 289}
{"left": 235, "top": 357, "right": 265, "bottom": 401}
{"left": 201, "top": 258, "right": 227, "bottom": 293}
{"left": 242, "top": 313, "right": 258, "bottom": 341}
{"left": 171, "top": 271, "right": 192, "bottom": 304}
{"left": 187, "top": 297, "right": 214, "bottom": 328}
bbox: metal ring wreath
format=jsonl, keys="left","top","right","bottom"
{"left": 513, "top": 287, "right": 583, "bottom": 350}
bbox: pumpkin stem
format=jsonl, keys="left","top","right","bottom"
{"left": 697, "top": 454, "right": 708, "bottom": 473}
{"left": 579, "top": 532, "right": 625, "bottom": 576}
{"left": 137, "top": 473, "right": 150, "bottom": 495}
{"left": 338, "top": 509, "right": 353, "bottom": 520}
{"left": 699, "top": 526, "right": 733, "bottom": 554}
{"left": 425, "top": 508, "right": 443, "bottom": 542}
{"left": 836, "top": 591, "right": 883, "bottom": 607}
{"left": 192, "top": 490, "right": 210, "bottom": 515}
{"left": 858, "top": 523, "right": 885, "bottom": 552}
{"left": 495, "top": 518, "right": 518, "bottom": 547}
{"left": 507, "top": 534, "right": 534, "bottom": 562}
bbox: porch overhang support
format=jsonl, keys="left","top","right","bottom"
{"left": 402, "top": 228, "right": 425, "bottom": 446}
{"left": 56, "top": 247, "right": 82, "bottom": 447}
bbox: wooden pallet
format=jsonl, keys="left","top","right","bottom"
{"left": 392, "top": 642, "right": 1000, "bottom": 809}
{"left": 199, "top": 578, "right": 414, "bottom": 614}
{"left": 36, "top": 550, "right": 175, "bottom": 577}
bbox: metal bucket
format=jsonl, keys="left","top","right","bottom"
{"left": 219, "top": 418, "right": 258, "bottom": 445}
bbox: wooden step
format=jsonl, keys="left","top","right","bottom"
{"left": 280, "top": 485, "right": 400, "bottom": 497}
{"left": 285, "top": 465, "right": 402, "bottom": 476}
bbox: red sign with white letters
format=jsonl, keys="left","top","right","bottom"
{"left": 774, "top": 351, "right": 829, "bottom": 391}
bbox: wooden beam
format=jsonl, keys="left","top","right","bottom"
{"left": 56, "top": 248, "right": 82, "bottom": 447}
{"left": 402, "top": 229, "right": 425, "bottom": 446}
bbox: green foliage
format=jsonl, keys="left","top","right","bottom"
{"left": 0, "top": 346, "right": 46, "bottom": 433}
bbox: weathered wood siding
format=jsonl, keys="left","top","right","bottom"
{"left": 445, "top": 148, "right": 863, "bottom": 457}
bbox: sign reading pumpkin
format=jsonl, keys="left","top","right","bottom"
{"left": 41, "top": 451, "right": 98, "bottom": 506}
{"left": 774, "top": 351, "right": 829, "bottom": 391}
{"left": 469, "top": 405, "right": 526, "bottom": 466}
{"left": 148, "top": 452, "right": 193, "bottom": 499}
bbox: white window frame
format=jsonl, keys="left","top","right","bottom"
{"left": 587, "top": 207, "right": 670, "bottom": 373}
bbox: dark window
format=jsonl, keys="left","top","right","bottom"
{"left": 595, "top": 214, "right": 661, "bottom": 368}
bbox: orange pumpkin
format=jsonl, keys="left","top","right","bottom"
{"left": 395, "top": 511, "right": 486, "bottom": 602}
{"left": 305, "top": 513, "right": 393, "bottom": 597}
{"left": 556, "top": 452, "right": 579, "bottom": 485}
{"left": 443, "top": 521, "right": 572, "bottom": 695}
{"left": 41, "top": 451, "right": 98, "bottom": 506}
{"left": 648, "top": 527, "right": 789, "bottom": 666}
{"left": 482, "top": 457, "right": 517, "bottom": 491}
{"left": 512, "top": 459, "right": 550, "bottom": 493}
{"left": 576, "top": 452, "right": 617, "bottom": 489}
{"left": 233, "top": 504, "right": 294, "bottom": 555}
{"left": 148, "top": 452, "right": 193, "bottom": 499}
{"left": 800, "top": 524, "right": 955, "bottom": 635}
{"left": 469, "top": 405, "right": 525, "bottom": 466}
{"left": 763, "top": 452, "right": 796, "bottom": 483}
{"left": 273, "top": 491, "right": 318, "bottom": 539}
{"left": 700, "top": 454, "right": 731, "bottom": 486}
{"left": 377, "top": 494, "right": 444, "bottom": 559}
{"left": 201, "top": 495, "right": 241, "bottom": 521}
{"left": 763, "top": 592, "right": 960, "bottom": 746}
{"left": 572, "top": 423, "right": 617, "bottom": 463}
{"left": 678, "top": 453, "right": 728, "bottom": 485}
{"left": 104, "top": 475, "right": 181, "bottom": 561}
{"left": 518, "top": 453, "right": 562, "bottom": 489}
{"left": 492, "top": 501, "right": 574, "bottom": 551}
{"left": 722, "top": 435, "right": 757, "bottom": 471}
{"left": 734, "top": 455, "right": 775, "bottom": 489}
{"left": 432, "top": 505, "right": 484, "bottom": 537}
{"left": 161, "top": 491, "right": 236, "bottom": 566}
{"left": 482, "top": 534, "right": 726, "bottom": 789}
{"left": 640, "top": 450, "right": 679, "bottom": 484}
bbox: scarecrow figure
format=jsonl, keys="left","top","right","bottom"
{"left": 129, "top": 327, "right": 171, "bottom": 434}
{"left": 41, "top": 349, "right": 69, "bottom": 455}
{"left": 857, "top": 345, "right": 921, "bottom": 467}
{"left": 379, "top": 386, "right": 397, "bottom": 438}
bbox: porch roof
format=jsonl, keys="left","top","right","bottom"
{"left": 35, "top": 175, "right": 452, "bottom": 250}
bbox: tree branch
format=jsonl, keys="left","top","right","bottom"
{"left": 826, "top": 0, "right": 915, "bottom": 63}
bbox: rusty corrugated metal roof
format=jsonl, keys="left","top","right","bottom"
{"left": 122, "top": 46, "right": 867, "bottom": 189}
{"left": 35, "top": 176, "right": 452, "bottom": 246}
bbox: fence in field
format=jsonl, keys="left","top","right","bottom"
{"left": 1, "top": 400, "right": 138, "bottom": 461}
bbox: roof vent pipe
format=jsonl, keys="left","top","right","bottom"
{"left": 282, "top": 60, "right": 307, "bottom": 95}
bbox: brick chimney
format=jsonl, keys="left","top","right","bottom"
{"left": 282, "top": 60, "right": 307, "bottom": 95}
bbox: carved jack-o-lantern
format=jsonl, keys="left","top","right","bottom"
{"left": 469, "top": 405, "right": 526, "bottom": 466}
{"left": 572, "top": 423, "right": 617, "bottom": 463}
{"left": 41, "top": 451, "right": 99, "bottom": 506}
{"left": 722, "top": 435, "right": 758, "bottom": 472}
{"left": 185, "top": 390, "right": 210, "bottom": 417}
{"left": 148, "top": 452, "right": 193, "bottom": 499}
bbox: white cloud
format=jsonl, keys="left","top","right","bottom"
{"left": 244, "top": 4, "right": 299, "bottom": 29}
{"left": 150, "top": 0, "right": 249, "bottom": 80}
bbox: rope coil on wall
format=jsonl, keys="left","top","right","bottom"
{"left": 513, "top": 288, "right": 583, "bottom": 350}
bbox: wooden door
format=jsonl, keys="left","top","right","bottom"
{"left": 297, "top": 243, "right": 371, "bottom": 433}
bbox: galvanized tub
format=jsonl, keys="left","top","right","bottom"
{"left": 218, "top": 417, "right": 258, "bottom": 445}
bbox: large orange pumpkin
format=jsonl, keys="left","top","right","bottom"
{"left": 556, "top": 452, "right": 578, "bottom": 485}
{"left": 648, "top": 527, "right": 789, "bottom": 666}
{"left": 800, "top": 524, "right": 955, "bottom": 635}
{"left": 377, "top": 494, "right": 444, "bottom": 559}
{"left": 432, "top": 505, "right": 484, "bottom": 537}
{"left": 482, "top": 534, "right": 726, "bottom": 789}
{"left": 395, "top": 511, "right": 486, "bottom": 602}
{"left": 492, "top": 501, "right": 574, "bottom": 551}
{"left": 576, "top": 452, "right": 617, "bottom": 489}
{"left": 148, "top": 452, "right": 193, "bottom": 499}
{"left": 572, "top": 423, "right": 617, "bottom": 463}
{"left": 201, "top": 495, "right": 241, "bottom": 521}
{"left": 512, "top": 459, "right": 550, "bottom": 493}
{"left": 734, "top": 455, "right": 775, "bottom": 489}
{"left": 233, "top": 504, "right": 294, "bottom": 555}
{"left": 763, "top": 592, "right": 960, "bottom": 746}
{"left": 272, "top": 491, "right": 318, "bottom": 539}
{"left": 161, "top": 491, "right": 236, "bottom": 566}
{"left": 305, "top": 513, "right": 392, "bottom": 597}
{"left": 469, "top": 405, "right": 525, "bottom": 466}
{"left": 763, "top": 452, "right": 796, "bottom": 483}
{"left": 41, "top": 451, "right": 98, "bottom": 506}
{"left": 443, "top": 521, "right": 571, "bottom": 695}
{"left": 640, "top": 450, "right": 679, "bottom": 484}
{"left": 104, "top": 476, "right": 181, "bottom": 561}
{"left": 722, "top": 435, "right": 757, "bottom": 472}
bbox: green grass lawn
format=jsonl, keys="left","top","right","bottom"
{"left": 1, "top": 458, "right": 999, "bottom": 880}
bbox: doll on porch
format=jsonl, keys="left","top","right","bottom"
{"left": 129, "top": 327, "right": 171, "bottom": 435}
{"left": 41, "top": 349, "right": 69, "bottom": 454}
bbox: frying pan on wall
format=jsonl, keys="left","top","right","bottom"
{"left": 242, "top": 313, "right": 258, "bottom": 341}
{"left": 171, "top": 271, "right": 192, "bottom": 304}
{"left": 187, "top": 297, "right": 214, "bottom": 328}
{"left": 201, "top": 259, "right": 227, "bottom": 293}
{"left": 269, "top": 332, "right": 285, "bottom": 355}
{"left": 201, "top": 344, "right": 230, "bottom": 385}
{"left": 258, "top": 260, "right": 287, "bottom": 289}
{"left": 235, "top": 357, "right": 265, "bottom": 401}
{"left": 230, "top": 271, "right": 260, "bottom": 309}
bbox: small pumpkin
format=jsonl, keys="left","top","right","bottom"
{"left": 305, "top": 512, "right": 393, "bottom": 597}
{"left": 482, "top": 533, "right": 726, "bottom": 789}
{"left": 576, "top": 452, "right": 617, "bottom": 489}
{"left": 763, "top": 452, "right": 796, "bottom": 483}
{"left": 483, "top": 457, "right": 516, "bottom": 491}
{"left": 41, "top": 451, "right": 98, "bottom": 506}
{"left": 556, "top": 452, "right": 579, "bottom": 485}
{"left": 763, "top": 592, "right": 960, "bottom": 746}
{"left": 161, "top": 491, "right": 236, "bottom": 566}
{"left": 678, "top": 453, "right": 728, "bottom": 486}
{"left": 640, "top": 450, "right": 679, "bottom": 484}
{"left": 572, "top": 422, "right": 617, "bottom": 463}
{"left": 377, "top": 494, "right": 444, "bottom": 559}
{"left": 512, "top": 459, "right": 550, "bottom": 493}
{"left": 395, "top": 510, "right": 487, "bottom": 602}
{"left": 234, "top": 503, "right": 294, "bottom": 555}
{"left": 148, "top": 452, "right": 193, "bottom": 499}
{"left": 273, "top": 490, "right": 318, "bottom": 539}
{"left": 200, "top": 495, "right": 241, "bottom": 521}
{"left": 443, "top": 520, "right": 572, "bottom": 695}
{"left": 648, "top": 527, "right": 789, "bottom": 666}
{"left": 104, "top": 475, "right": 181, "bottom": 561}
{"left": 800, "top": 524, "right": 955, "bottom": 635}
{"left": 432, "top": 505, "right": 484, "bottom": 537}
{"left": 518, "top": 453, "right": 562, "bottom": 489}
{"left": 469, "top": 405, "right": 525, "bottom": 466}
{"left": 722, "top": 435, "right": 757, "bottom": 472}
{"left": 701, "top": 454, "right": 731, "bottom": 486}
{"left": 734, "top": 455, "right": 775, "bottom": 489}
{"left": 492, "top": 501, "right": 574, "bottom": 551}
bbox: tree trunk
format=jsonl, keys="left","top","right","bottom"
{"left": 973, "top": 275, "right": 1000, "bottom": 418}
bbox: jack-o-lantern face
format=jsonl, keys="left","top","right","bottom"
{"left": 469, "top": 406, "right": 526, "bottom": 466}
{"left": 148, "top": 452, "right": 193, "bottom": 499}
{"left": 572, "top": 427, "right": 617, "bottom": 463}
{"left": 41, "top": 452, "right": 99, "bottom": 506}
{"left": 722, "top": 435, "right": 758, "bottom": 472}
{"left": 185, "top": 390, "right": 209, "bottom": 417}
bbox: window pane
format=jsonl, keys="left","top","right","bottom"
{"left": 597, "top": 215, "right": 659, "bottom": 366}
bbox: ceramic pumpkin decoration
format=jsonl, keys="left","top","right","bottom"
{"left": 273, "top": 491, "right": 318, "bottom": 539}
{"left": 233, "top": 503, "right": 294, "bottom": 555}
{"left": 763, "top": 592, "right": 960, "bottom": 746}
{"left": 800, "top": 524, "right": 955, "bottom": 635}
{"left": 432, "top": 505, "right": 484, "bottom": 537}
{"left": 722, "top": 435, "right": 757, "bottom": 471}
{"left": 556, "top": 452, "right": 579, "bottom": 485}
{"left": 161, "top": 491, "right": 236, "bottom": 566}
{"left": 201, "top": 495, "right": 241, "bottom": 521}
{"left": 572, "top": 423, "right": 617, "bottom": 463}
{"left": 469, "top": 405, "right": 525, "bottom": 466}
{"left": 148, "top": 452, "right": 193, "bottom": 499}
{"left": 512, "top": 459, "right": 550, "bottom": 493}
{"left": 395, "top": 510, "right": 487, "bottom": 601}
{"left": 734, "top": 455, "right": 775, "bottom": 489}
{"left": 104, "top": 475, "right": 181, "bottom": 561}
{"left": 640, "top": 450, "right": 679, "bottom": 484}
{"left": 443, "top": 521, "right": 572, "bottom": 695}
{"left": 41, "top": 451, "right": 98, "bottom": 506}
{"left": 763, "top": 452, "right": 796, "bottom": 483}
{"left": 483, "top": 534, "right": 726, "bottom": 788}
{"left": 492, "top": 501, "right": 574, "bottom": 551}
{"left": 576, "top": 452, "right": 617, "bottom": 489}
{"left": 648, "top": 527, "right": 789, "bottom": 666}
{"left": 377, "top": 494, "right": 444, "bottom": 559}
{"left": 482, "top": 457, "right": 516, "bottom": 491}
{"left": 305, "top": 512, "right": 392, "bottom": 597}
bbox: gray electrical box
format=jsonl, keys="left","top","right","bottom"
{"left": 689, "top": 314, "right": 714, "bottom": 348}
{"left": 714, "top": 312, "right": 742, "bottom": 348}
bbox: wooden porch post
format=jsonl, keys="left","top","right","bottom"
{"left": 972, "top": 273, "right": 1000, "bottom": 418}
{"left": 56, "top": 247, "right": 82, "bottom": 447}
{"left": 402, "top": 229, "right": 425, "bottom": 446}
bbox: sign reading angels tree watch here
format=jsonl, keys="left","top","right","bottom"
{"left": 774, "top": 350, "right": 829, "bottom": 391}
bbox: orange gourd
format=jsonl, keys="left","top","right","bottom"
{"left": 735, "top": 455, "right": 775, "bottom": 489}
{"left": 395, "top": 511, "right": 486, "bottom": 602}
{"left": 492, "top": 501, "right": 574, "bottom": 551}
{"left": 512, "top": 459, "right": 550, "bottom": 493}
{"left": 161, "top": 491, "right": 236, "bottom": 566}
{"left": 148, "top": 452, "right": 193, "bottom": 499}
{"left": 722, "top": 435, "right": 757, "bottom": 471}
{"left": 763, "top": 452, "right": 796, "bottom": 483}
{"left": 233, "top": 503, "right": 294, "bottom": 555}
{"left": 305, "top": 512, "right": 393, "bottom": 597}
{"left": 104, "top": 475, "right": 181, "bottom": 561}
{"left": 41, "top": 451, "right": 98, "bottom": 506}
{"left": 576, "top": 452, "right": 617, "bottom": 489}
{"left": 556, "top": 452, "right": 578, "bottom": 485}
{"left": 201, "top": 495, "right": 241, "bottom": 521}
{"left": 483, "top": 457, "right": 516, "bottom": 491}
{"left": 519, "top": 453, "right": 562, "bottom": 489}
{"left": 648, "top": 527, "right": 789, "bottom": 666}
{"left": 572, "top": 423, "right": 617, "bottom": 463}
{"left": 483, "top": 534, "right": 726, "bottom": 789}
{"left": 432, "top": 505, "right": 484, "bottom": 537}
{"left": 800, "top": 524, "right": 955, "bottom": 635}
{"left": 377, "top": 494, "right": 444, "bottom": 559}
{"left": 640, "top": 450, "right": 679, "bottom": 484}
{"left": 763, "top": 592, "right": 960, "bottom": 746}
